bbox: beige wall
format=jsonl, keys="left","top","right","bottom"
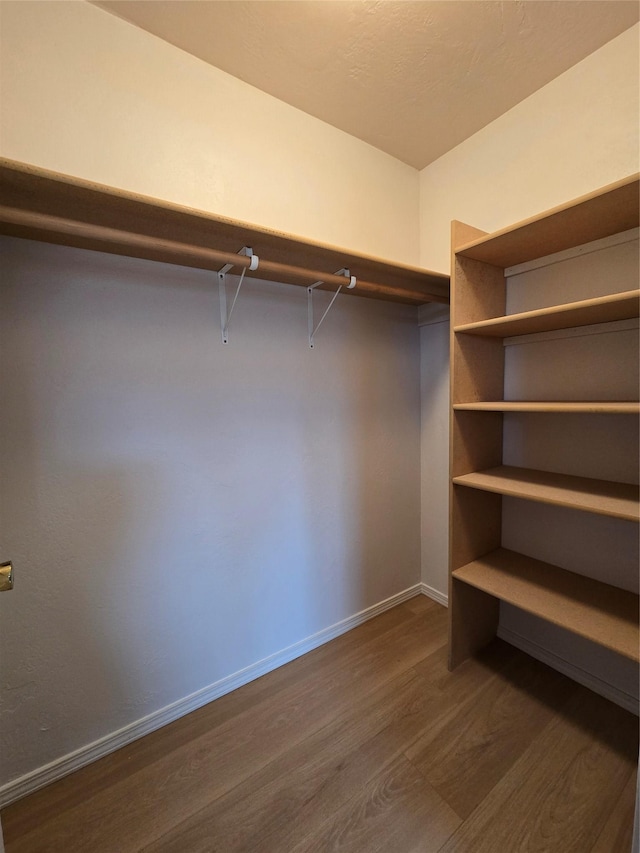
{"left": 0, "top": 0, "right": 419, "bottom": 265}
{"left": 419, "top": 23, "right": 640, "bottom": 273}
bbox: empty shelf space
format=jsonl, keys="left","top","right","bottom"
{"left": 453, "top": 402, "right": 640, "bottom": 413}
{"left": 455, "top": 174, "right": 639, "bottom": 267}
{"left": 452, "top": 465, "right": 640, "bottom": 521}
{"left": 454, "top": 290, "right": 640, "bottom": 338}
{"left": 453, "top": 548, "right": 639, "bottom": 661}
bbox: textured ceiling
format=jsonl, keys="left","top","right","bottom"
{"left": 93, "top": 1, "right": 639, "bottom": 169}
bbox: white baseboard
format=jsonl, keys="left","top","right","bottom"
{"left": 420, "top": 582, "right": 448, "bottom": 607}
{"left": 0, "top": 583, "right": 422, "bottom": 808}
{"left": 497, "top": 626, "right": 639, "bottom": 716}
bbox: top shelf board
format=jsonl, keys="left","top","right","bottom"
{"left": 0, "top": 159, "right": 449, "bottom": 306}
{"left": 456, "top": 174, "right": 640, "bottom": 268}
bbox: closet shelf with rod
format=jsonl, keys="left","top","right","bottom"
{"left": 0, "top": 159, "right": 449, "bottom": 306}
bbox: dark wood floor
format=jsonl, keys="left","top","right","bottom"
{"left": 2, "top": 596, "right": 638, "bottom": 852}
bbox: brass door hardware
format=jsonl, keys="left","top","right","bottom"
{"left": 0, "top": 561, "right": 13, "bottom": 592}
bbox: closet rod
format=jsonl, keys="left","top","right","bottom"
{"left": 0, "top": 206, "right": 446, "bottom": 304}
{"left": 0, "top": 204, "right": 249, "bottom": 269}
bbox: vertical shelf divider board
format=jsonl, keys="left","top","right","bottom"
{"left": 448, "top": 174, "right": 640, "bottom": 672}
{"left": 448, "top": 221, "right": 505, "bottom": 666}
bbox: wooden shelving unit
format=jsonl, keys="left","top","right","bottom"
{"left": 448, "top": 173, "right": 640, "bottom": 671}
{"left": 0, "top": 159, "right": 449, "bottom": 306}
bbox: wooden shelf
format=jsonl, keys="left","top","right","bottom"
{"left": 453, "top": 402, "right": 640, "bottom": 414}
{"left": 449, "top": 176, "right": 639, "bottom": 675}
{"left": 453, "top": 548, "right": 639, "bottom": 661}
{"left": 452, "top": 465, "right": 639, "bottom": 521}
{"left": 454, "top": 290, "right": 640, "bottom": 338}
{"left": 0, "top": 159, "right": 449, "bottom": 306}
{"left": 456, "top": 174, "right": 640, "bottom": 268}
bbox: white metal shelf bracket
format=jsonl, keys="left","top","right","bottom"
{"left": 218, "top": 246, "right": 259, "bottom": 344}
{"left": 308, "top": 268, "right": 356, "bottom": 348}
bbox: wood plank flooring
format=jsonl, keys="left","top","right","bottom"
{"left": 2, "top": 596, "right": 638, "bottom": 852}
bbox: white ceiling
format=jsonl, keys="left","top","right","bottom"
{"left": 93, "top": 1, "right": 639, "bottom": 170}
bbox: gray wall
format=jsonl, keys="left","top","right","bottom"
{"left": 0, "top": 235, "right": 422, "bottom": 790}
